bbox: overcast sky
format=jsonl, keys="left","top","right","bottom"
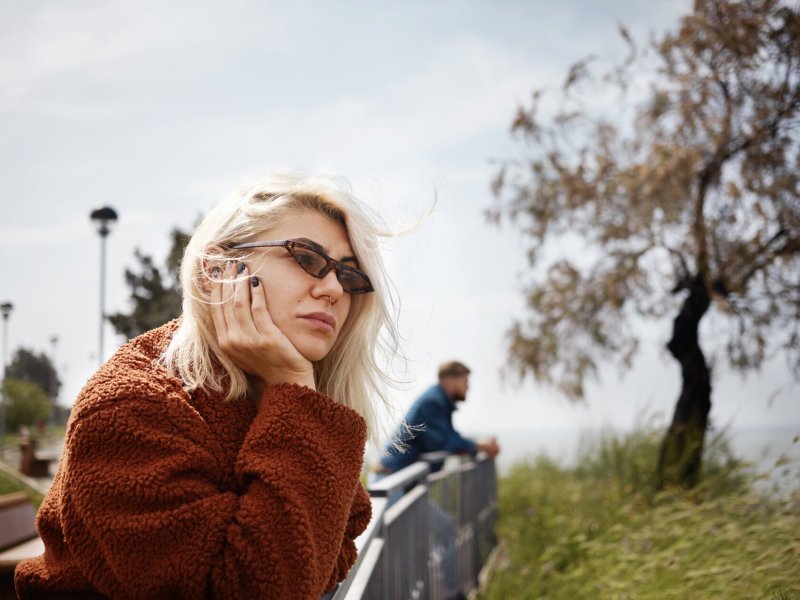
{"left": 1, "top": 0, "right": 797, "bottom": 458}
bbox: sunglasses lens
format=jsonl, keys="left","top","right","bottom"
{"left": 289, "top": 243, "right": 373, "bottom": 294}
{"left": 289, "top": 245, "right": 327, "bottom": 276}
{"left": 337, "top": 267, "right": 372, "bottom": 294}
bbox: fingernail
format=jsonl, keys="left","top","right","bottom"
{"left": 251, "top": 276, "right": 259, "bottom": 287}
{"left": 237, "top": 262, "right": 246, "bottom": 274}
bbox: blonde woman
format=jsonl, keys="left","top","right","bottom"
{"left": 16, "top": 171, "right": 399, "bottom": 599}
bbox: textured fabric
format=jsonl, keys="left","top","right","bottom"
{"left": 380, "top": 384, "right": 477, "bottom": 473}
{"left": 15, "top": 321, "right": 371, "bottom": 600}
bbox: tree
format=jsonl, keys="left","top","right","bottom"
{"left": 489, "top": 0, "right": 800, "bottom": 487}
{"left": 5, "top": 348, "right": 61, "bottom": 401}
{"left": 2, "top": 379, "right": 51, "bottom": 432}
{"left": 108, "top": 227, "right": 190, "bottom": 339}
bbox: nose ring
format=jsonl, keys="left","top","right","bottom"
{"left": 328, "top": 295, "right": 336, "bottom": 305}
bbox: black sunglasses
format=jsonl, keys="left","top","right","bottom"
{"left": 232, "top": 239, "right": 374, "bottom": 295}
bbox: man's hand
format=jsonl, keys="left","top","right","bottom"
{"left": 476, "top": 437, "right": 500, "bottom": 458}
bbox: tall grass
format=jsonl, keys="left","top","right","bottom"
{"left": 481, "top": 427, "right": 800, "bottom": 599}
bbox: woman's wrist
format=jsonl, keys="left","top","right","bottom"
{"left": 266, "top": 371, "right": 316, "bottom": 391}
{"left": 257, "top": 375, "right": 315, "bottom": 411}
{"left": 280, "top": 374, "right": 316, "bottom": 390}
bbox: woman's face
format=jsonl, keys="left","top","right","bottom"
{"left": 243, "top": 209, "right": 357, "bottom": 362}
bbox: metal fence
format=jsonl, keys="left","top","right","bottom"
{"left": 333, "top": 453, "right": 498, "bottom": 600}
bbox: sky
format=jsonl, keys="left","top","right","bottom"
{"left": 1, "top": 0, "right": 797, "bottom": 459}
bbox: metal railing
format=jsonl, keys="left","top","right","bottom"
{"left": 334, "top": 453, "right": 498, "bottom": 600}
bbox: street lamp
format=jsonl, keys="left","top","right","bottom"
{"left": 0, "top": 302, "right": 11, "bottom": 374}
{"left": 90, "top": 206, "right": 118, "bottom": 366}
{"left": 1, "top": 301, "right": 13, "bottom": 455}
{"left": 49, "top": 335, "right": 59, "bottom": 426}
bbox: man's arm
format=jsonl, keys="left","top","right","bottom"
{"left": 417, "top": 400, "right": 477, "bottom": 454}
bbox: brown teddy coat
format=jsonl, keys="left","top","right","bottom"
{"left": 15, "top": 321, "right": 371, "bottom": 599}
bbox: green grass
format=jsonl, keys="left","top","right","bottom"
{"left": 0, "top": 470, "right": 44, "bottom": 508}
{"left": 481, "top": 427, "right": 800, "bottom": 600}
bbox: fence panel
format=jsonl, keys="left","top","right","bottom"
{"left": 338, "top": 454, "right": 497, "bottom": 600}
{"left": 383, "top": 484, "right": 430, "bottom": 600}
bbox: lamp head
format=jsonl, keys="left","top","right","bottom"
{"left": 0, "top": 302, "right": 12, "bottom": 320}
{"left": 90, "top": 206, "right": 119, "bottom": 237}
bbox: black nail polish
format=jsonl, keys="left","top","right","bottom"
{"left": 251, "top": 276, "right": 259, "bottom": 287}
{"left": 237, "top": 262, "right": 246, "bottom": 274}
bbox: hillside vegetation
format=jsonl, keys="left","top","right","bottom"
{"left": 482, "top": 428, "right": 799, "bottom": 599}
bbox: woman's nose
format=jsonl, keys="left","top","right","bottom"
{"left": 314, "top": 269, "right": 344, "bottom": 298}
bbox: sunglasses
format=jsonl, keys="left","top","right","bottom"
{"left": 232, "top": 239, "right": 374, "bottom": 295}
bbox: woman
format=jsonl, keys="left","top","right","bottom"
{"left": 15, "top": 171, "right": 399, "bottom": 599}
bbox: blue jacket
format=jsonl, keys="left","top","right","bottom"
{"left": 380, "top": 384, "right": 477, "bottom": 473}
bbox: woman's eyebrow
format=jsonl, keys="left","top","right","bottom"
{"left": 294, "top": 237, "right": 358, "bottom": 264}
{"left": 294, "top": 237, "right": 325, "bottom": 252}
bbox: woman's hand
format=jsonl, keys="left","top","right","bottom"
{"left": 210, "top": 261, "right": 315, "bottom": 391}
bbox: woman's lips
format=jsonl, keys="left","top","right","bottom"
{"left": 300, "top": 312, "right": 336, "bottom": 333}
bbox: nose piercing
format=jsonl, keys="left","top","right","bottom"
{"left": 329, "top": 295, "right": 336, "bottom": 305}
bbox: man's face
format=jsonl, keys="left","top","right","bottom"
{"left": 447, "top": 374, "right": 469, "bottom": 402}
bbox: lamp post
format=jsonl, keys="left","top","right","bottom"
{"left": 49, "top": 335, "right": 59, "bottom": 426}
{"left": 90, "top": 206, "right": 118, "bottom": 366}
{"left": 0, "top": 301, "right": 13, "bottom": 456}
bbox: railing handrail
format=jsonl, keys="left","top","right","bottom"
{"left": 333, "top": 451, "right": 498, "bottom": 600}
{"left": 367, "top": 462, "right": 429, "bottom": 498}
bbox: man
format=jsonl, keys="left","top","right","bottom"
{"left": 380, "top": 360, "right": 500, "bottom": 474}
{"left": 378, "top": 361, "right": 498, "bottom": 600}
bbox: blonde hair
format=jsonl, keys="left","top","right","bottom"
{"left": 163, "top": 170, "right": 400, "bottom": 445}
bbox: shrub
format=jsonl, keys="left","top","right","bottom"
{"left": 2, "top": 378, "right": 51, "bottom": 432}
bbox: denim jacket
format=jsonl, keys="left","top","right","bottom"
{"left": 380, "top": 384, "right": 477, "bottom": 473}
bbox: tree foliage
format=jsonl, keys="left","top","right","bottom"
{"left": 108, "top": 227, "right": 190, "bottom": 340}
{"left": 2, "top": 378, "right": 51, "bottom": 431}
{"left": 5, "top": 348, "right": 61, "bottom": 401}
{"left": 490, "top": 0, "right": 800, "bottom": 401}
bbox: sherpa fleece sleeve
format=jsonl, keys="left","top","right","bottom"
{"left": 326, "top": 478, "right": 372, "bottom": 590}
{"left": 45, "top": 381, "right": 369, "bottom": 599}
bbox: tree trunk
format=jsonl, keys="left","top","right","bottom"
{"left": 657, "top": 276, "right": 712, "bottom": 489}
